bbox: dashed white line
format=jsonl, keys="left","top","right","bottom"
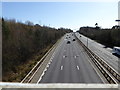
{"left": 61, "top": 66, "right": 63, "bottom": 70}
{"left": 74, "top": 56, "right": 77, "bottom": 59}
{"left": 37, "top": 36, "right": 66, "bottom": 83}
{"left": 63, "top": 55, "right": 67, "bottom": 58}
{"left": 77, "top": 66, "right": 80, "bottom": 70}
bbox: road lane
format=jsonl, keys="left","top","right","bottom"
{"left": 38, "top": 36, "right": 67, "bottom": 83}
{"left": 75, "top": 32, "right": 119, "bottom": 73}
{"left": 72, "top": 39, "right": 103, "bottom": 83}
{"left": 30, "top": 34, "right": 66, "bottom": 83}
{"left": 39, "top": 33, "right": 104, "bottom": 83}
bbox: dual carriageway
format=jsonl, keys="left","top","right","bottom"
{"left": 21, "top": 32, "right": 120, "bottom": 84}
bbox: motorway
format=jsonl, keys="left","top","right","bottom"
{"left": 36, "top": 33, "right": 104, "bottom": 83}
{"left": 75, "top": 33, "right": 119, "bottom": 73}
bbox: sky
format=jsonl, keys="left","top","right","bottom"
{"left": 2, "top": 2, "right": 119, "bottom": 31}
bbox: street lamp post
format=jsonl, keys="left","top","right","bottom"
{"left": 86, "top": 28, "right": 89, "bottom": 47}
{"left": 116, "top": 1, "right": 120, "bottom": 26}
{"left": 115, "top": 20, "right": 120, "bottom": 26}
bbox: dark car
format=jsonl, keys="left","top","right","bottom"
{"left": 67, "top": 41, "right": 71, "bottom": 44}
{"left": 73, "top": 39, "right": 75, "bottom": 41}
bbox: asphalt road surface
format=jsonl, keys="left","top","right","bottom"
{"left": 39, "top": 33, "right": 104, "bottom": 83}
{"left": 75, "top": 32, "right": 119, "bottom": 73}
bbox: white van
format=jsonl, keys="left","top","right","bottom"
{"left": 112, "top": 47, "right": 120, "bottom": 56}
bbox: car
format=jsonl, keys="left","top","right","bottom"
{"left": 67, "top": 41, "right": 71, "bottom": 44}
{"left": 112, "top": 47, "right": 120, "bottom": 56}
{"left": 73, "top": 39, "right": 75, "bottom": 41}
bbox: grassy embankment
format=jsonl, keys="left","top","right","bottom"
{"left": 2, "top": 18, "right": 72, "bottom": 82}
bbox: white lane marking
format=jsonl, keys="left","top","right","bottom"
{"left": 37, "top": 71, "right": 45, "bottom": 84}
{"left": 86, "top": 57, "right": 106, "bottom": 83}
{"left": 46, "top": 64, "right": 49, "bottom": 68}
{"left": 48, "top": 62, "right": 51, "bottom": 65}
{"left": 63, "top": 55, "right": 67, "bottom": 58}
{"left": 44, "top": 68, "right": 47, "bottom": 72}
{"left": 37, "top": 36, "right": 66, "bottom": 83}
{"left": 37, "top": 49, "right": 56, "bottom": 84}
{"left": 51, "top": 57, "right": 53, "bottom": 59}
{"left": 52, "top": 54, "right": 55, "bottom": 57}
{"left": 74, "top": 56, "right": 77, "bottom": 59}
{"left": 61, "top": 66, "right": 63, "bottom": 70}
{"left": 77, "top": 66, "right": 80, "bottom": 70}
{"left": 50, "top": 59, "right": 52, "bottom": 62}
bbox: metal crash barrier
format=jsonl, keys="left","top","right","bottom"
{"left": 75, "top": 34, "right": 120, "bottom": 84}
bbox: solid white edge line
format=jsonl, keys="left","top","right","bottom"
{"left": 21, "top": 44, "right": 54, "bottom": 83}
{"left": 76, "top": 33, "right": 119, "bottom": 76}
{"left": 75, "top": 35, "right": 107, "bottom": 83}
{"left": 86, "top": 55, "right": 106, "bottom": 84}
{"left": 46, "top": 64, "right": 49, "bottom": 68}
{"left": 75, "top": 33, "right": 106, "bottom": 83}
{"left": 37, "top": 54, "right": 55, "bottom": 84}
{"left": 37, "top": 71, "right": 45, "bottom": 84}
{"left": 37, "top": 49, "right": 56, "bottom": 84}
{"left": 37, "top": 35, "right": 66, "bottom": 83}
